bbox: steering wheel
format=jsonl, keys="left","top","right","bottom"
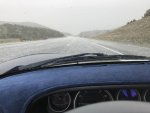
{"left": 66, "top": 101, "right": 150, "bottom": 113}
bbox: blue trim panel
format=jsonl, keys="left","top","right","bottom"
{"left": 0, "top": 63, "right": 149, "bottom": 113}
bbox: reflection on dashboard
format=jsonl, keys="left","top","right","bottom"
{"left": 74, "top": 90, "right": 113, "bottom": 108}
{"left": 117, "top": 89, "right": 141, "bottom": 101}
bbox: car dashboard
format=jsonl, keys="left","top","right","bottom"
{"left": 0, "top": 61, "right": 150, "bottom": 113}
{"left": 27, "top": 86, "right": 150, "bottom": 113}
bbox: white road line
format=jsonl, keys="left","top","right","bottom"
{"left": 0, "top": 41, "right": 45, "bottom": 49}
{"left": 93, "top": 42, "right": 124, "bottom": 55}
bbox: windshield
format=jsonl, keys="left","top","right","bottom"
{"left": 0, "top": 0, "right": 150, "bottom": 63}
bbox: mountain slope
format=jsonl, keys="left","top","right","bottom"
{"left": 0, "top": 21, "right": 48, "bottom": 28}
{"left": 79, "top": 30, "right": 111, "bottom": 38}
{"left": 96, "top": 16, "right": 150, "bottom": 46}
{"left": 0, "top": 23, "right": 64, "bottom": 41}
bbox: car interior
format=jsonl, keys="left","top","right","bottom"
{"left": 0, "top": 0, "right": 150, "bottom": 113}
{"left": 0, "top": 58, "right": 150, "bottom": 113}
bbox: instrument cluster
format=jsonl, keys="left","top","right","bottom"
{"left": 47, "top": 88, "right": 150, "bottom": 113}
{"left": 27, "top": 87, "right": 150, "bottom": 113}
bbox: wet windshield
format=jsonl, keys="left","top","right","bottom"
{"left": 0, "top": 0, "right": 150, "bottom": 63}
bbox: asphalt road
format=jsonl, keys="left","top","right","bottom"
{"left": 0, "top": 36, "right": 150, "bottom": 63}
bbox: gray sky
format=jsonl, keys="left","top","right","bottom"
{"left": 0, "top": 0, "right": 149, "bottom": 34}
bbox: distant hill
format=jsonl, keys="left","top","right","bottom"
{"left": 0, "top": 23, "right": 64, "bottom": 41}
{"left": 96, "top": 13, "right": 150, "bottom": 47}
{"left": 79, "top": 30, "right": 111, "bottom": 38}
{"left": 0, "top": 21, "right": 48, "bottom": 28}
{"left": 63, "top": 32, "right": 72, "bottom": 36}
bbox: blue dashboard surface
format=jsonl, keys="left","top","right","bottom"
{"left": 0, "top": 63, "right": 150, "bottom": 113}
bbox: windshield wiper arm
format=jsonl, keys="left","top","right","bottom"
{"left": 1, "top": 53, "right": 149, "bottom": 76}
{"left": 18, "top": 53, "right": 107, "bottom": 69}
{"left": 1, "top": 53, "right": 106, "bottom": 76}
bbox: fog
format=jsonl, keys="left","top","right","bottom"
{"left": 0, "top": 0, "right": 149, "bottom": 34}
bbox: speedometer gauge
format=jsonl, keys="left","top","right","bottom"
{"left": 117, "top": 89, "right": 141, "bottom": 101}
{"left": 144, "top": 89, "right": 150, "bottom": 102}
{"left": 74, "top": 90, "right": 113, "bottom": 108}
{"left": 48, "top": 92, "right": 71, "bottom": 112}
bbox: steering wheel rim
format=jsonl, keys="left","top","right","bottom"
{"left": 66, "top": 101, "right": 150, "bottom": 113}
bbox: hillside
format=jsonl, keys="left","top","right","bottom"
{"left": 0, "top": 23, "right": 64, "bottom": 42}
{"left": 79, "top": 30, "right": 111, "bottom": 38}
{"left": 96, "top": 16, "right": 150, "bottom": 47}
{"left": 0, "top": 21, "right": 48, "bottom": 28}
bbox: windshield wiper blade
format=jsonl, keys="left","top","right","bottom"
{"left": 18, "top": 53, "right": 107, "bottom": 69}
{"left": 1, "top": 53, "right": 149, "bottom": 76}
{"left": 1, "top": 53, "right": 106, "bottom": 76}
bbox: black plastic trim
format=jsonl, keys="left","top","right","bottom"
{"left": 25, "top": 84, "right": 150, "bottom": 113}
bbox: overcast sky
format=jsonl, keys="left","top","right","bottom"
{"left": 0, "top": 0, "right": 149, "bottom": 34}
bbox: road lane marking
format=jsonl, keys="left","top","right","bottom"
{"left": 93, "top": 42, "right": 124, "bottom": 55}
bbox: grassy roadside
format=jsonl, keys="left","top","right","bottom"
{"left": 0, "top": 38, "right": 22, "bottom": 43}
{"left": 96, "top": 16, "right": 150, "bottom": 48}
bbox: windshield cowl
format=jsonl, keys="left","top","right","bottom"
{"left": 0, "top": 53, "right": 149, "bottom": 76}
